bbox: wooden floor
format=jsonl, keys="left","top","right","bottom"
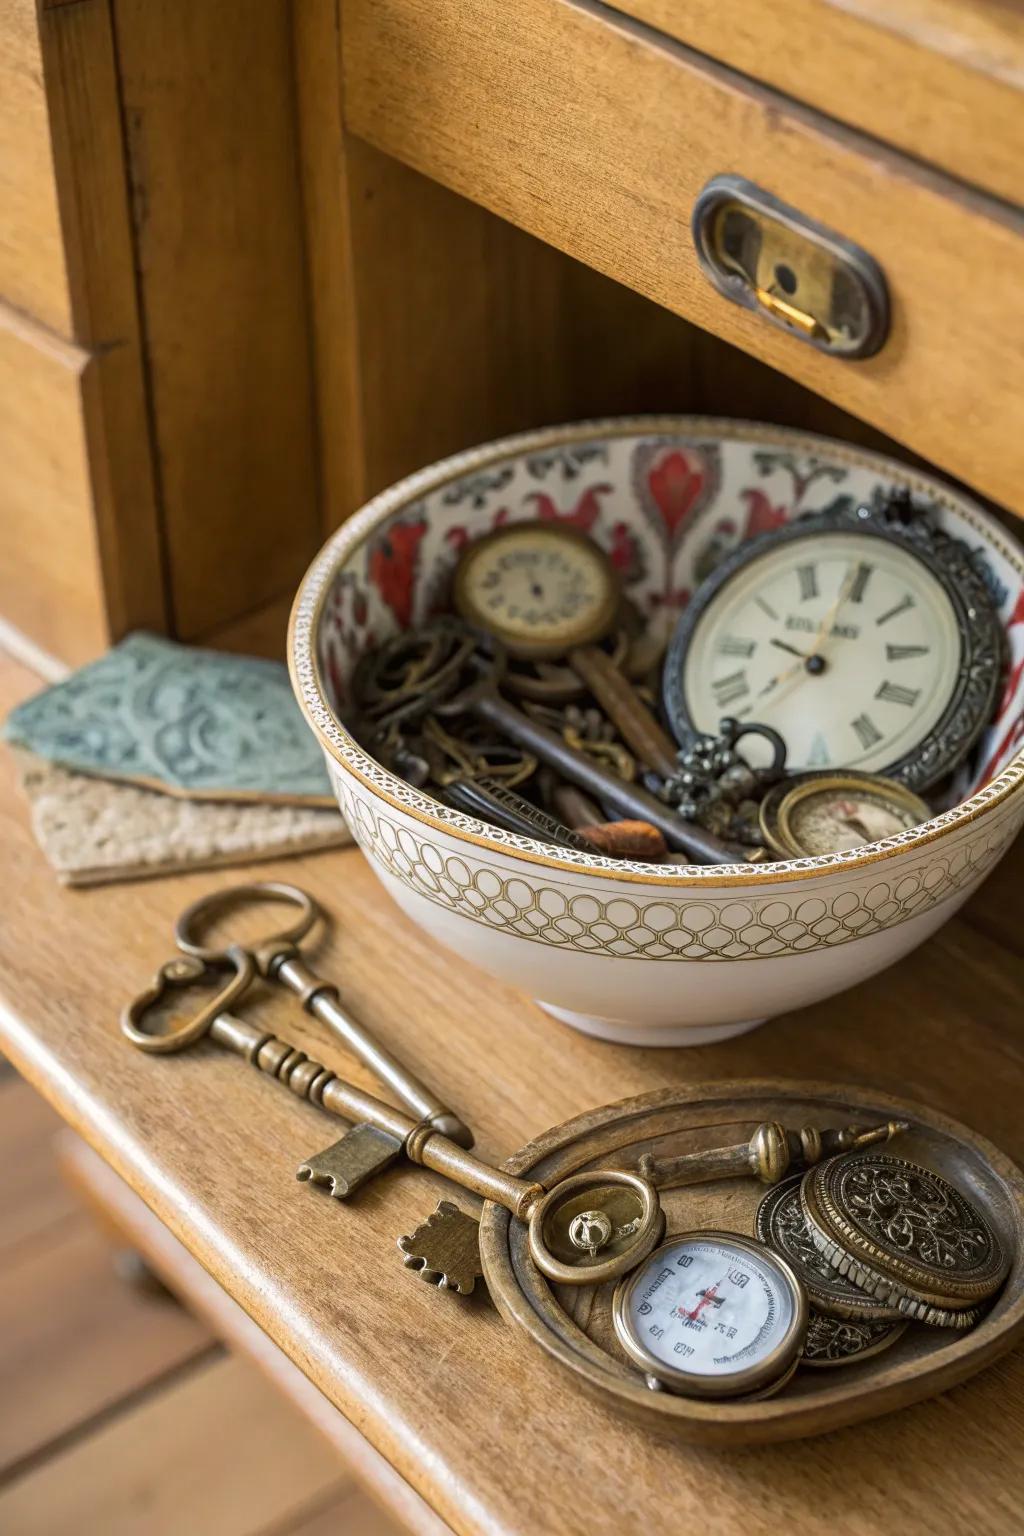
{"left": 0, "top": 1063, "right": 400, "bottom": 1536}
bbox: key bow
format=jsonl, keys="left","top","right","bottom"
{"left": 121, "top": 946, "right": 256, "bottom": 1054}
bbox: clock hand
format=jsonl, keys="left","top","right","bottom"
{"left": 758, "top": 567, "right": 856, "bottom": 695}
{"left": 808, "top": 564, "right": 858, "bottom": 659}
{"left": 769, "top": 638, "right": 811, "bottom": 660}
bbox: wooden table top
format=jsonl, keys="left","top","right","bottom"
{"left": 3, "top": 646, "right": 1023, "bottom": 1536}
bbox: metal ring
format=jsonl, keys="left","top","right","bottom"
{"left": 527, "top": 1168, "right": 665, "bottom": 1287}
{"left": 174, "top": 881, "right": 320, "bottom": 963}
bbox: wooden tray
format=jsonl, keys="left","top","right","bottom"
{"left": 479, "top": 1079, "right": 1024, "bottom": 1444}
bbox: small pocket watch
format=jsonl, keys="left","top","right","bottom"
{"left": 612, "top": 1231, "right": 808, "bottom": 1399}
{"left": 453, "top": 522, "right": 619, "bottom": 659}
{"left": 663, "top": 493, "right": 1004, "bottom": 791}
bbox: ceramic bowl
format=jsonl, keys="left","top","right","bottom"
{"left": 289, "top": 418, "right": 1024, "bottom": 1046}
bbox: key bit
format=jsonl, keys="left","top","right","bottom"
{"left": 398, "top": 1200, "right": 484, "bottom": 1295}
{"left": 297, "top": 1124, "right": 404, "bottom": 1200}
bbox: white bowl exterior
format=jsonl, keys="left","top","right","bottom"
{"left": 326, "top": 750, "right": 1023, "bottom": 1043}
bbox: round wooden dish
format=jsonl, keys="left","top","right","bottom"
{"left": 479, "top": 1079, "right": 1024, "bottom": 1444}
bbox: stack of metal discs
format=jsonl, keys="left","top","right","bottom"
{"left": 755, "top": 1152, "right": 1010, "bottom": 1369}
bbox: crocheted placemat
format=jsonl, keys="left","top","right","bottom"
{"left": 13, "top": 750, "right": 351, "bottom": 887}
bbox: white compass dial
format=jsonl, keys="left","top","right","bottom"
{"left": 613, "top": 1233, "right": 807, "bottom": 1397}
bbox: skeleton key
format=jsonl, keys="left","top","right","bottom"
{"left": 357, "top": 622, "right": 750, "bottom": 864}
{"left": 167, "top": 882, "right": 473, "bottom": 1149}
{"left": 122, "top": 956, "right": 664, "bottom": 1295}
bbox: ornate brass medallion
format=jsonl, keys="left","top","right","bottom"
{"left": 801, "top": 1312, "right": 907, "bottom": 1369}
{"left": 800, "top": 1154, "right": 1008, "bottom": 1326}
{"left": 755, "top": 1176, "right": 903, "bottom": 1321}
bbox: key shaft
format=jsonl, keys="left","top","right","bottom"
{"left": 209, "top": 1011, "right": 544, "bottom": 1219}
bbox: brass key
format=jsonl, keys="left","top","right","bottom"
{"left": 123, "top": 955, "right": 664, "bottom": 1295}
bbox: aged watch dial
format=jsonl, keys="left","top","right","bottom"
{"left": 676, "top": 530, "right": 960, "bottom": 774}
{"left": 454, "top": 524, "right": 618, "bottom": 659}
{"left": 612, "top": 1231, "right": 807, "bottom": 1398}
{"left": 758, "top": 771, "right": 931, "bottom": 858}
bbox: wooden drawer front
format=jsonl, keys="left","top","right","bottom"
{"left": 344, "top": 0, "right": 1024, "bottom": 519}
{"left": 0, "top": 306, "right": 108, "bottom": 666}
{"left": 606, "top": 0, "right": 1024, "bottom": 209}
{"left": 0, "top": 1, "right": 74, "bottom": 336}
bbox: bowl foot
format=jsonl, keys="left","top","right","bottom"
{"left": 535, "top": 1003, "right": 768, "bottom": 1048}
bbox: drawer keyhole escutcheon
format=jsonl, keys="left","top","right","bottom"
{"left": 692, "top": 175, "right": 889, "bottom": 359}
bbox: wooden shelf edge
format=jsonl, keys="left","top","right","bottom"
{"left": 56, "top": 1130, "right": 453, "bottom": 1536}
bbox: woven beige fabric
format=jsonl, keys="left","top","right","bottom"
{"left": 13, "top": 750, "right": 351, "bottom": 886}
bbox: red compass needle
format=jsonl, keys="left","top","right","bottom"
{"left": 679, "top": 1281, "right": 722, "bottom": 1322}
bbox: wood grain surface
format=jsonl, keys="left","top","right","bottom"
{"left": 342, "top": 0, "right": 1024, "bottom": 520}
{"left": 39, "top": 0, "right": 169, "bottom": 648}
{"left": 2, "top": 645, "right": 1023, "bottom": 1534}
{"left": 291, "top": 0, "right": 906, "bottom": 544}
{"left": 0, "top": 1354, "right": 347, "bottom": 1536}
{"left": 59, "top": 1132, "right": 451, "bottom": 1536}
{"left": 111, "top": 0, "right": 319, "bottom": 639}
{"left": 0, "top": 0, "right": 74, "bottom": 333}
{"left": 0, "top": 303, "right": 109, "bottom": 667}
{"left": 608, "top": 0, "right": 1024, "bottom": 206}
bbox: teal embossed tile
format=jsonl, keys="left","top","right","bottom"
{"left": 3, "top": 633, "right": 334, "bottom": 805}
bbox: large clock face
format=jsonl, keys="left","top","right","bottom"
{"left": 679, "top": 530, "right": 962, "bottom": 773}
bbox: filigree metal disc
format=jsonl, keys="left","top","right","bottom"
{"left": 801, "top": 1153, "right": 1008, "bottom": 1325}
{"left": 755, "top": 1176, "right": 903, "bottom": 1321}
{"left": 801, "top": 1311, "right": 907, "bottom": 1369}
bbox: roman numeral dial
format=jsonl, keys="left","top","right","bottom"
{"left": 797, "top": 564, "right": 819, "bottom": 602}
{"left": 851, "top": 713, "right": 883, "bottom": 750}
{"left": 674, "top": 525, "right": 962, "bottom": 785}
{"left": 886, "top": 644, "right": 929, "bottom": 661}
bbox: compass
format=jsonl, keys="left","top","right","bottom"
{"left": 757, "top": 769, "right": 931, "bottom": 858}
{"left": 453, "top": 522, "right": 620, "bottom": 660}
{"left": 612, "top": 1231, "right": 808, "bottom": 1398}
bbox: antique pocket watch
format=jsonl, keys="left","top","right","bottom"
{"left": 612, "top": 1231, "right": 808, "bottom": 1399}
{"left": 453, "top": 522, "right": 619, "bottom": 658}
{"left": 663, "top": 495, "right": 1004, "bottom": 791}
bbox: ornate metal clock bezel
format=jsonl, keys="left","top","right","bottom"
{"left": 662, "top": 496, "right": 1006, "bottom": 793}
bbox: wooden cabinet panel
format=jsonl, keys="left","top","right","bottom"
{"left": 0, "top": 0, "right": 74, "bottom": 336}
{"left": 343, "top": 0, "right": 1024, "bottom": 520}
{"left": 607, "top": 0, "right": 1024, "bottom": 208}
{"left": 0, "top": 304, "right": 108, "bottom": 666}
{"left": 112, "top": 0, "right": 320, "bottom": 640}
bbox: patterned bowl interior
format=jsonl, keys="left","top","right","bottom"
{"left": 308, "top": 419, "right": 1024, "bottom": 870}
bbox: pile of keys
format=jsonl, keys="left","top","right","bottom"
{"left": 351, "top": 522, "right": 789, "bottom": 866}
{"left": 620, "top": 1143, "right": 1008, "bottom": 1398}
{"left": 349, "top": 513, "right": 951, "bottom": 864}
